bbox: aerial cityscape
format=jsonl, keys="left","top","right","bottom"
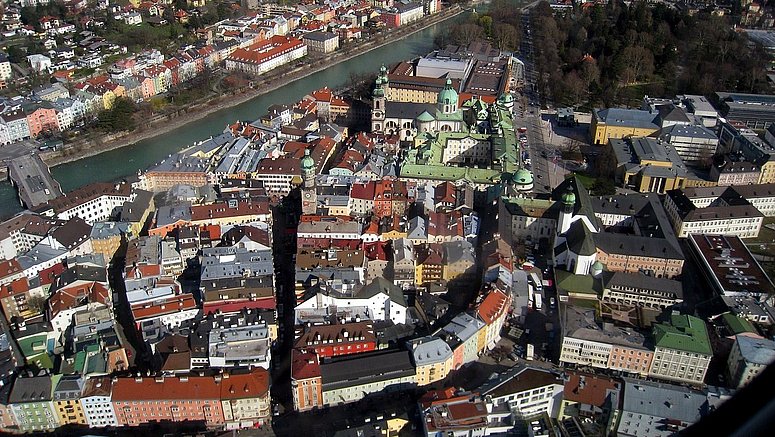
{"left": 0, "top": 0, "right": 774, "bottom": 435}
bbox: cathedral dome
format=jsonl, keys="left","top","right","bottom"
{"left": 437, "top": 78, "right": 458, "bottom": 108}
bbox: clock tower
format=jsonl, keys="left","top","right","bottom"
{"left": 300, "top": 148, "right": 317, "bottom": 215}
{"left": 371, "top": 64, "right": 388, "bottom": 133}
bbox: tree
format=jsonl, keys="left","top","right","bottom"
{"left": 7, "top": 45, "right": 27, "bottom": 64}
{"left": 98, "top": 97, "right": 137, "bottom": 133}
{"left": 453, "top": 23, "right": 484, "bottom": 46}
{"left": 492, "top": 23, "right": 519, "bottom": 51}
{"left": 477, "top": 15, "right": 493, "bottom": 37}
{"left": 591, "top": 178, "right": 616, "bottom": 196}
{"left": 580, "top": 59, "right": 600, "bottom": 92}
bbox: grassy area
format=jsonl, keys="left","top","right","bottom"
{"left": 569, "top": 172, "right": 596, "bottom": 188}
{"left": 748, "top": 217, "right": 775, "bottom": 246}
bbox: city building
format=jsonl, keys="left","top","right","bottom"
{"left": 557, "top": 372, "right": 621, "bottom": 430}
{"left": 219, "top": 369, "right": 271, "bottom": 429}
{"left": 111, "top": 374, "right": 225, "bottom": 427}
{"left": 9, "top": 374, "right": 60, "bottom": 433}
{"left": 478, "top": 365, "right": 564, "bottom": 418}
{"left": 726, "top": 334, "right": 775, "bottom": 388}
{"left": 225, "top": 36, "right": 307, "bottom": 75}
{"left": 711, "top": 155, "right": 761, "bottom": 186}
{"left": 291, "top": 350, "right": 322, "bottom": 412}
{"left": 320, "top": 350, "right": 416, "bottom": 407}
{"left": 408, "top": 336, "right": 453, "bottom": 386}
{"left": 590, "top": 108, "right": 660, "bottom": 145}
{"left": 420, "top": 389, "right": 491, "bottom": 437}
{"left": 616, "top": 378, "right": 719, "bottom": 436}
{"left": 602, "top": 272, "right": 683, "bottom": 310}
{"left": 715, "top": 92, "right": 775, "bottom": 129}
{"left": 294, "top": 322, "right": 376, "bottom": 358}
{"left": 656, "top": 124, "right": 719, "bottom": 164}
{"left": 79, "top": 376, "right": 117, "bottom": 428}
{"left": 302, "top": 31, "right": 339, "bottom": 54}
{"left": 53, "top": 375, "right": 85, "bottom": 426}
{"left": 688, "top": 234, "right": 775, "bottom": 299}
{"left": 664, "top": 188, "right": 764, "bottom": 239}
{"left": 560, "top": 306, "right": 652, "bottom": 376}
{"left": 608, "top": 137, "right": 690, "bottom": 194}
{"left": 649, "top": 314, "right": 712, "bottom": 385}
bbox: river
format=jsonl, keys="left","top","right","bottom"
{"left": 0, "top": 11, "right": 477, "bottom": 219}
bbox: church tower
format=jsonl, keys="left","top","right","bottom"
{"left": 371, "top": 65, "right": 389, "bottom": 133}
{"left": 301, "top": 148, "right": 316, "bottom": 215}
{"left": 558, "top": 186, "right": 576, "bottom": 235}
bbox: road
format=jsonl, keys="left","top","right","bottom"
{"left": 512, "top": 8, "right": 568, "bottom": 196}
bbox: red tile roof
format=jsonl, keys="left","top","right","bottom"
{"left": 190, "top": 200, "right": 270, "bottom": 222}
{"left": 38, "top": 262, "right": 66, "bottom": 286}
{"left": 563, "top": 372, "right": 620, "bottom": 407}
{"left": 131, "top": 294, "right": 197, "bottom": 321}
{"left": 254, "top": 156, "right": 300, "bottom": 176}
{"left": 476, "top": 289, "right": 510, "bottom": 325}
{"left": 112, "top": 374, "right": 220, "bottom": 401}
{"left": 0, "top": 278, "right": 30, "bottom": 300}
{"left": 227, "top": 36, "right": 304, "bottom": 66}
{"left": 49, "top": 282, "right": 110, "bottom": 317}
{"left": 0, "top": 259, "right": 22, "bottom": 281}
{"left": 220, "top": 368, "right": 270, "bottom": 400}
{"left": 291, "top": 349, "right": 321, "bottom": 380}
{"left": 294, "top": 322, "right": 376, "bottom": 350}
{"left": 350, "top": 181, "right": 376, "bottom": 200}
{"left": 364, "top": 241, "right": 388, "bottom": 261}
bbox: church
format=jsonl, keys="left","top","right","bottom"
{"left": 371, "top": 65, "right": 465, "bottom": 141}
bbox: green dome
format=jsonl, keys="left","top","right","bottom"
{"left": 513, "top": 168, "right": 533, "bottom": 185}
{"left": 417, "top": 111, "right": 435, "bottom": 123}
{"left": 562, "top": 186, "right": 576, "bottom": 206}
{"left": 301, "top": 149, "right": 315, "bottom": 171}
{"left": 437, "top": 78, "right": 458, "bottom": 107}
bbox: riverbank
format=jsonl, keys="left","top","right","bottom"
{"left": 41, "top": 7, "right": 465, "bottom": 170}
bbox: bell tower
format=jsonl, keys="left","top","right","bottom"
{"left": 371, "top": 65, "right": 388, "bottom": 133}
{"left": 300, "top": 148, "right": 316, "bottom": 215}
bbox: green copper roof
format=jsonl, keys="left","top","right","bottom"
{"left": 513, "top": 168, "right": 533, "bottom": 185}
{"left": 562, "top": 186, "right": 576, "bottom": 205}
{"left": 722, "top": 313, "right": 756, "bottom": 335}
{"left": 653, "top": 314, "right": 712, "bottom": 355}
{"left": 300, "top": 148, "right": 315, "bottom": 171}
{"left": 417, "top": 111, "right": 435, "bottom": 122}
{"left": 437, "top": 78, "right": 458, "bottom": 107}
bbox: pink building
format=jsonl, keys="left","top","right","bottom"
{"left": 25, "top": 105, "right": 58, "bottom": 137}
{"left": 138, "top": 76, "right": 156, "bottom": 100}
{"left": 112, "top": 375, "right": 225, "bottom": 427}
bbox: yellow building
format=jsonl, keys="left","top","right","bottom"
{"left": 53, "top": 376, "right": 87, "bottom": 426}
{"left": 90, "top": 222, "right": 132, "bottom": 265}
{"left": 120, "top": 190, "right": 154, "bottom": 237}
{"left": 590, "top": 108, "right": 660, "bottom": 145}
{"left": 409, "top": 337, "right": 454, "bottom": 386}
{"left": 759, "top": 161, "right": 775, "bottom": 184}
{"left": 609, "top": 137, "right": 690, "bottom": 194}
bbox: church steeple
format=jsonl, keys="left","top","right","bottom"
{"left": 301, "top": 148, "right": 316, "bottom": 215}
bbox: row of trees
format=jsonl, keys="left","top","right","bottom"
{"left": 530, "top": 1, "right": 770, "bottom": 107}
{"left": 434, "top": 0, "right": 521, "bottom": 51}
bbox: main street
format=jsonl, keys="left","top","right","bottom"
{"left": 513, "top": 8, "right": 568, "bottom": 196}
